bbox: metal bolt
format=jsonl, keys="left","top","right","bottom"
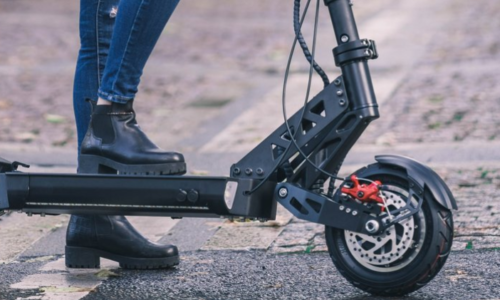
{"left": 278, "top": 187, "right": 288, "bottom": 198}
{"left": 357, "top": 191, "right": 364, "bottom": 198}
{"left": 339, "top": 99, "right": 346, "bottom": 106}
{"left": 109, "top": 7, "right": 118, "bottom": 18}
{"left": 346, "top": 208, "right": 352, "bottom": 213}
{"left": 256, "top": 168, "right": 264, "bottom": 176}
{"left": 365, "top": 220, "right": 380, "bottom": 234}
{"left": 176, "top": 189, "right": 188, "bottom": 202}
{"left": 333, "top": 79, "right": 341, "bottom": 86}
{"left": 340, "top": 35, "right": 349, "bottom": 43}
{"left": 352, "top": 210, "right": 358, "bottom": 216}
{"left": 187, "top": 189, "right": 199, "bottom": 203}
{"left": 233, "top": 167, "right": 241, "bottom": 175}
{"left": 339, "top": 205, "right": 345, "bottom": 211}
{"left": 336, "top": 89, "right": 344, "bottom": 96}
{"left": 245, "top": 168, "right": 253, "bottom": 175}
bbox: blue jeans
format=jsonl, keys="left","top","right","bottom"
{"left": 73, "top": 0, "right": 180, "bottom": 149}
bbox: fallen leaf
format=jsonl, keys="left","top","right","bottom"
{"left": 265, "top": 283, "right": 283, "bottom": 289}
{"left": 45, "top": 114, "right": 66, "bottom": 124}
{"left": 40, "top": 286, "right": 94, "bottom": 293}
{"left": 190, "top": 169, "right": 209, "bottom": 175}
{"left": 24, "top": 256, "right": 55, "bottom": 263}
{"left": 15, "top": 132, "right": 37, "bottom": 142}
{"left": 95, "top": 269, "right": 120, "bottom": 279}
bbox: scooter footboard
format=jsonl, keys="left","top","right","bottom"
{"left": 0, "top": 172, "right": 277, "bottom": 220}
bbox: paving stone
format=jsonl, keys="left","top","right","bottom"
{"left": 0, "top": 214, "right": 69, "bottom": 264}
{"left": 452, "top": 236, "right": 500, "bottom": 251}
{"left": 201, "top": 226, "right": 283, "bottom": 251}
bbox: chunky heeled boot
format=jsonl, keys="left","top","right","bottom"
{"left": 65, "top": 215, "right": 179, "bottom": 269}
{"left": 79, "top": 101, "right": 186, "bottom": 175}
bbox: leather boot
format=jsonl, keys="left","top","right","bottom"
{"left": 65, "top": 214, "right": 179, "bottom": 269}
{"left": 79, "top": 101, "right": 186, "bottom": 175}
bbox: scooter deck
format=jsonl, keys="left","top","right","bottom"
{"left": 0, "top": 171, "right": 277, "bottom": 220}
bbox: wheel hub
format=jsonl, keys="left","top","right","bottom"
{"left": 345, "top": 190, "right": 421, "bottom": 271}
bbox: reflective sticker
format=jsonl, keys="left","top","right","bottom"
{"left": 224, "top": 181, "right": 238, "bottom": 210}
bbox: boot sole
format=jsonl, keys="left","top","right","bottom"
{"left": 65, "top": 246, "right": 180, "bottom": 270}
{"left": 78, "top": 154, "right": 186, "bottom": 175}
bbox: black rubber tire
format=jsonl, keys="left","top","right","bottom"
{"left": 325, "top": 163, "right": 454, "bottom": 296}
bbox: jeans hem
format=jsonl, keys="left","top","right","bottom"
{"left": 97, "top": 90, "right": 133, "bottom": 103}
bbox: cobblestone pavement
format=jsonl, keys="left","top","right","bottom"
{"left": 1, "top": 0, "right": 500, "bottom": 299}
{"left": 361, "top": 0, "right": 500, "bottom": 145}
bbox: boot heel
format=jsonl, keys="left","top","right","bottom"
{"left": 78, "top": 155, "right": 117, "bottom": 174}
{"left": 65, "top": 246, "right": 101, "bottom": 268}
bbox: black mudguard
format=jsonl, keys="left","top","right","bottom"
{"left": 375, "top": 155, "right": 457, "bottom": 210}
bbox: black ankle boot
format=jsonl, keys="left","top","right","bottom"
{"left": 79, "top": 101, "right": 186, "bottom": 175}
{"left": 65, "top": 215, "right": 179, "bottom": 269}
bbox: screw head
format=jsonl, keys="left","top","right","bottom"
{"left": 245, "top": 168, "right": 253, "bottom": 175}
{"left": 352, "top": 210, "right": 358, "bottom": 216}
{"left": 233, "top": 167, "right": 241, "bottom": 175}
{"left": 256, "top": 168, "right": 264, "bottom": 176}
{"left": 278, "top": 187, "right": 288, "bottom": 198}
{"left": 339, "top": 205, "right": 345, "bottom": 211}
{"left": 357, "top": 191, "right": 365, "bottom": 198}
{"left": 340, "top": 35, "right": 349, "bottom": 43}
{"left": 187, "top": 189, "right": 199, "bottom": 203}
{"left": 336, "top": 89, "right": 344, "bottom": 96}
{"left": 365, "top": 220, "right": 380, "bottom": 234}
{"left": 339, "top": 99, "right": 346, "bottom": 106}
{"left": 346, "top": 208, "right": 352, "bottom": 213}
{"left": 176, "top": 189, "right": 188, "bottom": 202}
{"left": 333, "top": 79, "right": 341, "bottom": 86}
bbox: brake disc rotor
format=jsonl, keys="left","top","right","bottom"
{"left": 344, "top": 189, "right": 426, "bottom": 272}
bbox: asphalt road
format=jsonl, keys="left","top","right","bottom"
{"left": 1, "top": 250, "right": 499, "bottom": 300}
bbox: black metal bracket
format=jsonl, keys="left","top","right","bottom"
{"left": 231, "top": 76, "right": 349, "bottom": 181}
{"left": 333, "top": 39, "right": 378, "bottom": 67}
{"left": 274, "top": 182, "right": 384, "bottom": 235}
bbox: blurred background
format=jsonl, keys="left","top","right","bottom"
{"left": 0, "top": 0, "right": 499, "bottom": 159}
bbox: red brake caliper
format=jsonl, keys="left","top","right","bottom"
{"left": 341, "top": 175, "right": 385, "bottom": 211}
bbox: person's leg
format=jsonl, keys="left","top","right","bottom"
{"left": 67, "top": 0, "right": 179, "bottom": 270}
{"left": 79, "top": 0, "right": 185, "bottom": 176}
{"left": 73, "top": 0, "right": 117, "bottom": 148}
{"left": 99, "top": 0, "right": 180, "bottom": 103}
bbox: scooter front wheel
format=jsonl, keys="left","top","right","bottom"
{"left": 325, "top": 163, "right": 453, "bottom": 296}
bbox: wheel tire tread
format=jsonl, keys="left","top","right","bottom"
{"left": 326, "top": 163, "right": 454, "bottom": 296}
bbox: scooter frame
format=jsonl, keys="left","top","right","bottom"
{"left": 0, "top": 0, "right": 457, "bottom": 237}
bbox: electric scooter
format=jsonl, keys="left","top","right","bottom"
{"left": 0, "top": 0, "right": 456, "bottom": 296}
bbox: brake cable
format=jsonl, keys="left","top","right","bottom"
{"left": 247, "top": 0, "right": 381, "bottom": 200}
